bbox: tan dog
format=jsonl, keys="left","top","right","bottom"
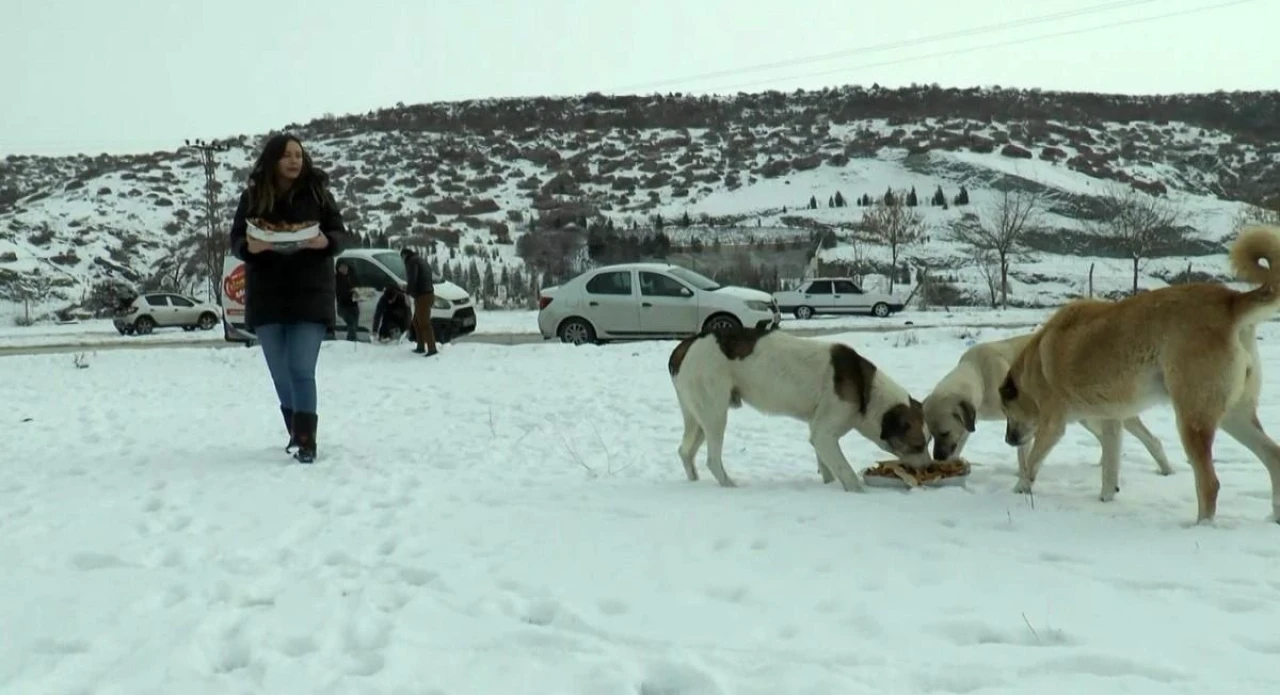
{"left": 923, "top": 333, "right": 1173, "bottom": 476}
{"left": 998, "top": 224, "right": 1280, "bottom": 524}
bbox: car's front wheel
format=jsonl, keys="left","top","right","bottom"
{"left": 197, "top": 312, "right": 218, "bottom": 330}
{"left": 795, "top": 305, "right": 814, "bottom": 320}
{"left": 871, "top": 303, "right": 890, "bottom": 318}
{"left": 702, "top": 313, "right": 742, "bottom": 333}
{"left": 133, "top": 316, "right": 155, "bottom": 335}
{"left": 557, "top": 317, "right": 596, "bottom": 345}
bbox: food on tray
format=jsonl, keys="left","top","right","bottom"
{"left": 863, "top": 459, "right": 969, "bottom": 487}
{"left": 247, "top": 218, "right": 319, "bottom": 233}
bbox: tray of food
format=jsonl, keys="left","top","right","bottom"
{"left": 862, "top": 459, "right": 970, "bottom": 489}
{"left": 246, "top": 218, "right": 321, "bottom": 243}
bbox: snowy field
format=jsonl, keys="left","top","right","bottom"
{"left": 0, "top": 306, "right": 1057, "bottom": 349}
{"left": 4, "top": 324, "right": 1280, "bottom": 694}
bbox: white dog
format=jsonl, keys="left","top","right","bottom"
{"left": 922, "top": 333, "right": 1174, "bottom": 482}
{"left": 668, "top": 322, "right": 931, "bottom": 491}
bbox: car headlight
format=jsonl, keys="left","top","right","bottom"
{"left": 433, "top": 296, "right": 451, "bottom": 310}
{"left": 745, "top": 300, "right": 771, "bottom": 312}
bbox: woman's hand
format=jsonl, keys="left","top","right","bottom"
{"left": 246, "top": 237, "right": 273, "bottom": 254}
{"left": 305, "top": 233, "right": 330, "bottom": 250}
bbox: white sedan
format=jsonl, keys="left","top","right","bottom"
{"left": 773, "top": 277, "right": 906, "bottom": 319}
{"left": 537, "top": 262, "right": 781, "bottom": 344}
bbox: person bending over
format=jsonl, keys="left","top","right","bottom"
{"left": 373, "top": 285, "right": 411, "bottom": 342}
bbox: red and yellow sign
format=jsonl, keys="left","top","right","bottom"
{"left": 223, "top": 263, "right": 247, "bottom": 306}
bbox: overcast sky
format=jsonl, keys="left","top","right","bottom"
{"left": 1, "top": 0, "right": 1274, "bottom": 157}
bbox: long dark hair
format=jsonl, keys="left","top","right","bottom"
{"left": 245, "top": 132, "right": 334, "bottom": 216}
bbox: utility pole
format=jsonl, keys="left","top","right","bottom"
{"left": 184, "top": 138, "right": 231, "bottom": 301}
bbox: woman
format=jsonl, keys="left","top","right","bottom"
{"left": 228, "top": 133, "right": 352, "bottom": 464}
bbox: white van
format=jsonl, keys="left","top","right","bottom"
{"left": 220, "top": 248, "right": 477, "bottom": 345}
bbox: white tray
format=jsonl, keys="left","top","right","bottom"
{"left": 247, "top": 221, "right": 321, "bottom": 243}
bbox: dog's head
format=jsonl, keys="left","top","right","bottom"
{"left": 922, "top": 393, "right": 976, "bottom": 461}
{"left": 880, "top": 398, "right": 931, "bottom": 466}
{"left": 998, "top": 370, "right": 1038, "bottom": 447}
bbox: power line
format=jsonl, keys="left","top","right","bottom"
{"left": 608, "top": 0, "right": 1161, "bottom": 93}
{"left": 680, "top": 0, "right": 1258, "bottom": 95}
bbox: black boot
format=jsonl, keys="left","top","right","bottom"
{"left": 291, "top": 411, "right": 318, "bottom": 464}
{"left": 281, "top": 406, "right": 297, "bottom": 453}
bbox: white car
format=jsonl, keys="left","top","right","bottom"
{"left": 537, "top": 262, "right": 781, "bottom": 345}
{"left": 773, "top": 277, "right": 906, "bottom": 319}
{"left": 220, "top": 248, "right": 476, "bottom": 345}
{"left": 113, "top": 291, "right": 222, "bottom": 335}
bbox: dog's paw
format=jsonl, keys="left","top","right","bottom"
{"left": 1099, "top": 487, "right": 1118, "bottom": 503}
{"left": 1013, "top": 479, "right": 1034, "bottom": 494}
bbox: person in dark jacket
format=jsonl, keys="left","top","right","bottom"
{"left": 228, "top": 132, "right": 352, "bottom": 464}
{"left": 400, "top": 247, "right": 438, "bottom": 356}
{"left": 335, "top": 261, "right": 359, "bottom": 341}
{"left": 372, "top": 285, "right": 411, "bottom": 342}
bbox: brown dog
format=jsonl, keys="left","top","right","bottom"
{"left": 998, "top": 224, "right": 1280, "bottom": 524}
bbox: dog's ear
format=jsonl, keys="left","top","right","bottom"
{"left": 880, "top": 405, "right": 908, "bottom": 442}
{"left": 957, "top": 400, "right": 976, "bottom": 433}
{"left": 998, "top": 374, "right": 1018, "bottom": 403}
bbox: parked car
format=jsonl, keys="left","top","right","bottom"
{"left": 773, "top": 277, "right": 905, "bottom": 319}
{"left": 113, "top": 291, "right": 222, "bottom": 335}
{"left": 219, "top": 248, "right": 477, "bottom": 345}
{"left": 537, "top": 262, "right": 781, "bottom": 345}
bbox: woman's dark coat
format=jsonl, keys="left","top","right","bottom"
{"left": 228, "top": 184, "right": 352, "bottom": 330}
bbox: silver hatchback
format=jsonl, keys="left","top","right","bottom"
{"left": 113, "top": 292, "right": 222, "bottom": 336}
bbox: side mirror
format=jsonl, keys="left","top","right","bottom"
{"left": 680, "top": 287, "right": 693, "bottom": 297}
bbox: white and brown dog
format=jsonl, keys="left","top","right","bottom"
{"left": 923, "top": 333, "right": 1174, "bottom": 479}
{"left": 668, "top": 322, "right": 930, "bottom": 491}
{"left": 999, "top": 224, "right": 1280, "bottom": 524}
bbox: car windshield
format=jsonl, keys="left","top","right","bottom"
{"left": 373, "top": 252, "right": 408, "bottom": 282}
{"left": 666, "top": 266, "right": 721, "bottom": 291}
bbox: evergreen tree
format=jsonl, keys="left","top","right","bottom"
{"left": 905, "top": 186, "right": 918, "bottom": 207}
{"left": 482, "top": 261, "right": 496, "bottom": 304}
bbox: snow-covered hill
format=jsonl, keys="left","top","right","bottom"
{"left": 2, "top": 84, "right": 1279, "bottom": 323}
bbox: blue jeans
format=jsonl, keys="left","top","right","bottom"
{"left": 255, "top": 322, "right": 327, "bottom": 413}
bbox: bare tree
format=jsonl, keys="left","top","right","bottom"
{"left": 1086, "top": 184, "right": 1183, "bottom": 295}
{"left": 974, "top": 250, "right": 1002, "bottom": 308}
{"left": 1231, "top": 203, "right": 1280, "bottom": 234}
{"left": 844, "top": 235, "right": 867, "bottom": 287}
{"left": 861, "top": 192, "right": 926, "bottom": 294}
{"left": 9, "top": 271, "right": 56, "bottom": 325}
{"left": 948, "top": 187, "right": 1043, "bottom": 308}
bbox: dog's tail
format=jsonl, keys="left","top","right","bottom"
{"left": 1230, "top": 223, "right": 1280, "bottom": 325}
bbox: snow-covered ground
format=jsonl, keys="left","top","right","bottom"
{"left": 4, "top": 324, "right": 1280, "bottom": 694}
{"left": 0, "top": 307, "right": 1056, "bottom": 349}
